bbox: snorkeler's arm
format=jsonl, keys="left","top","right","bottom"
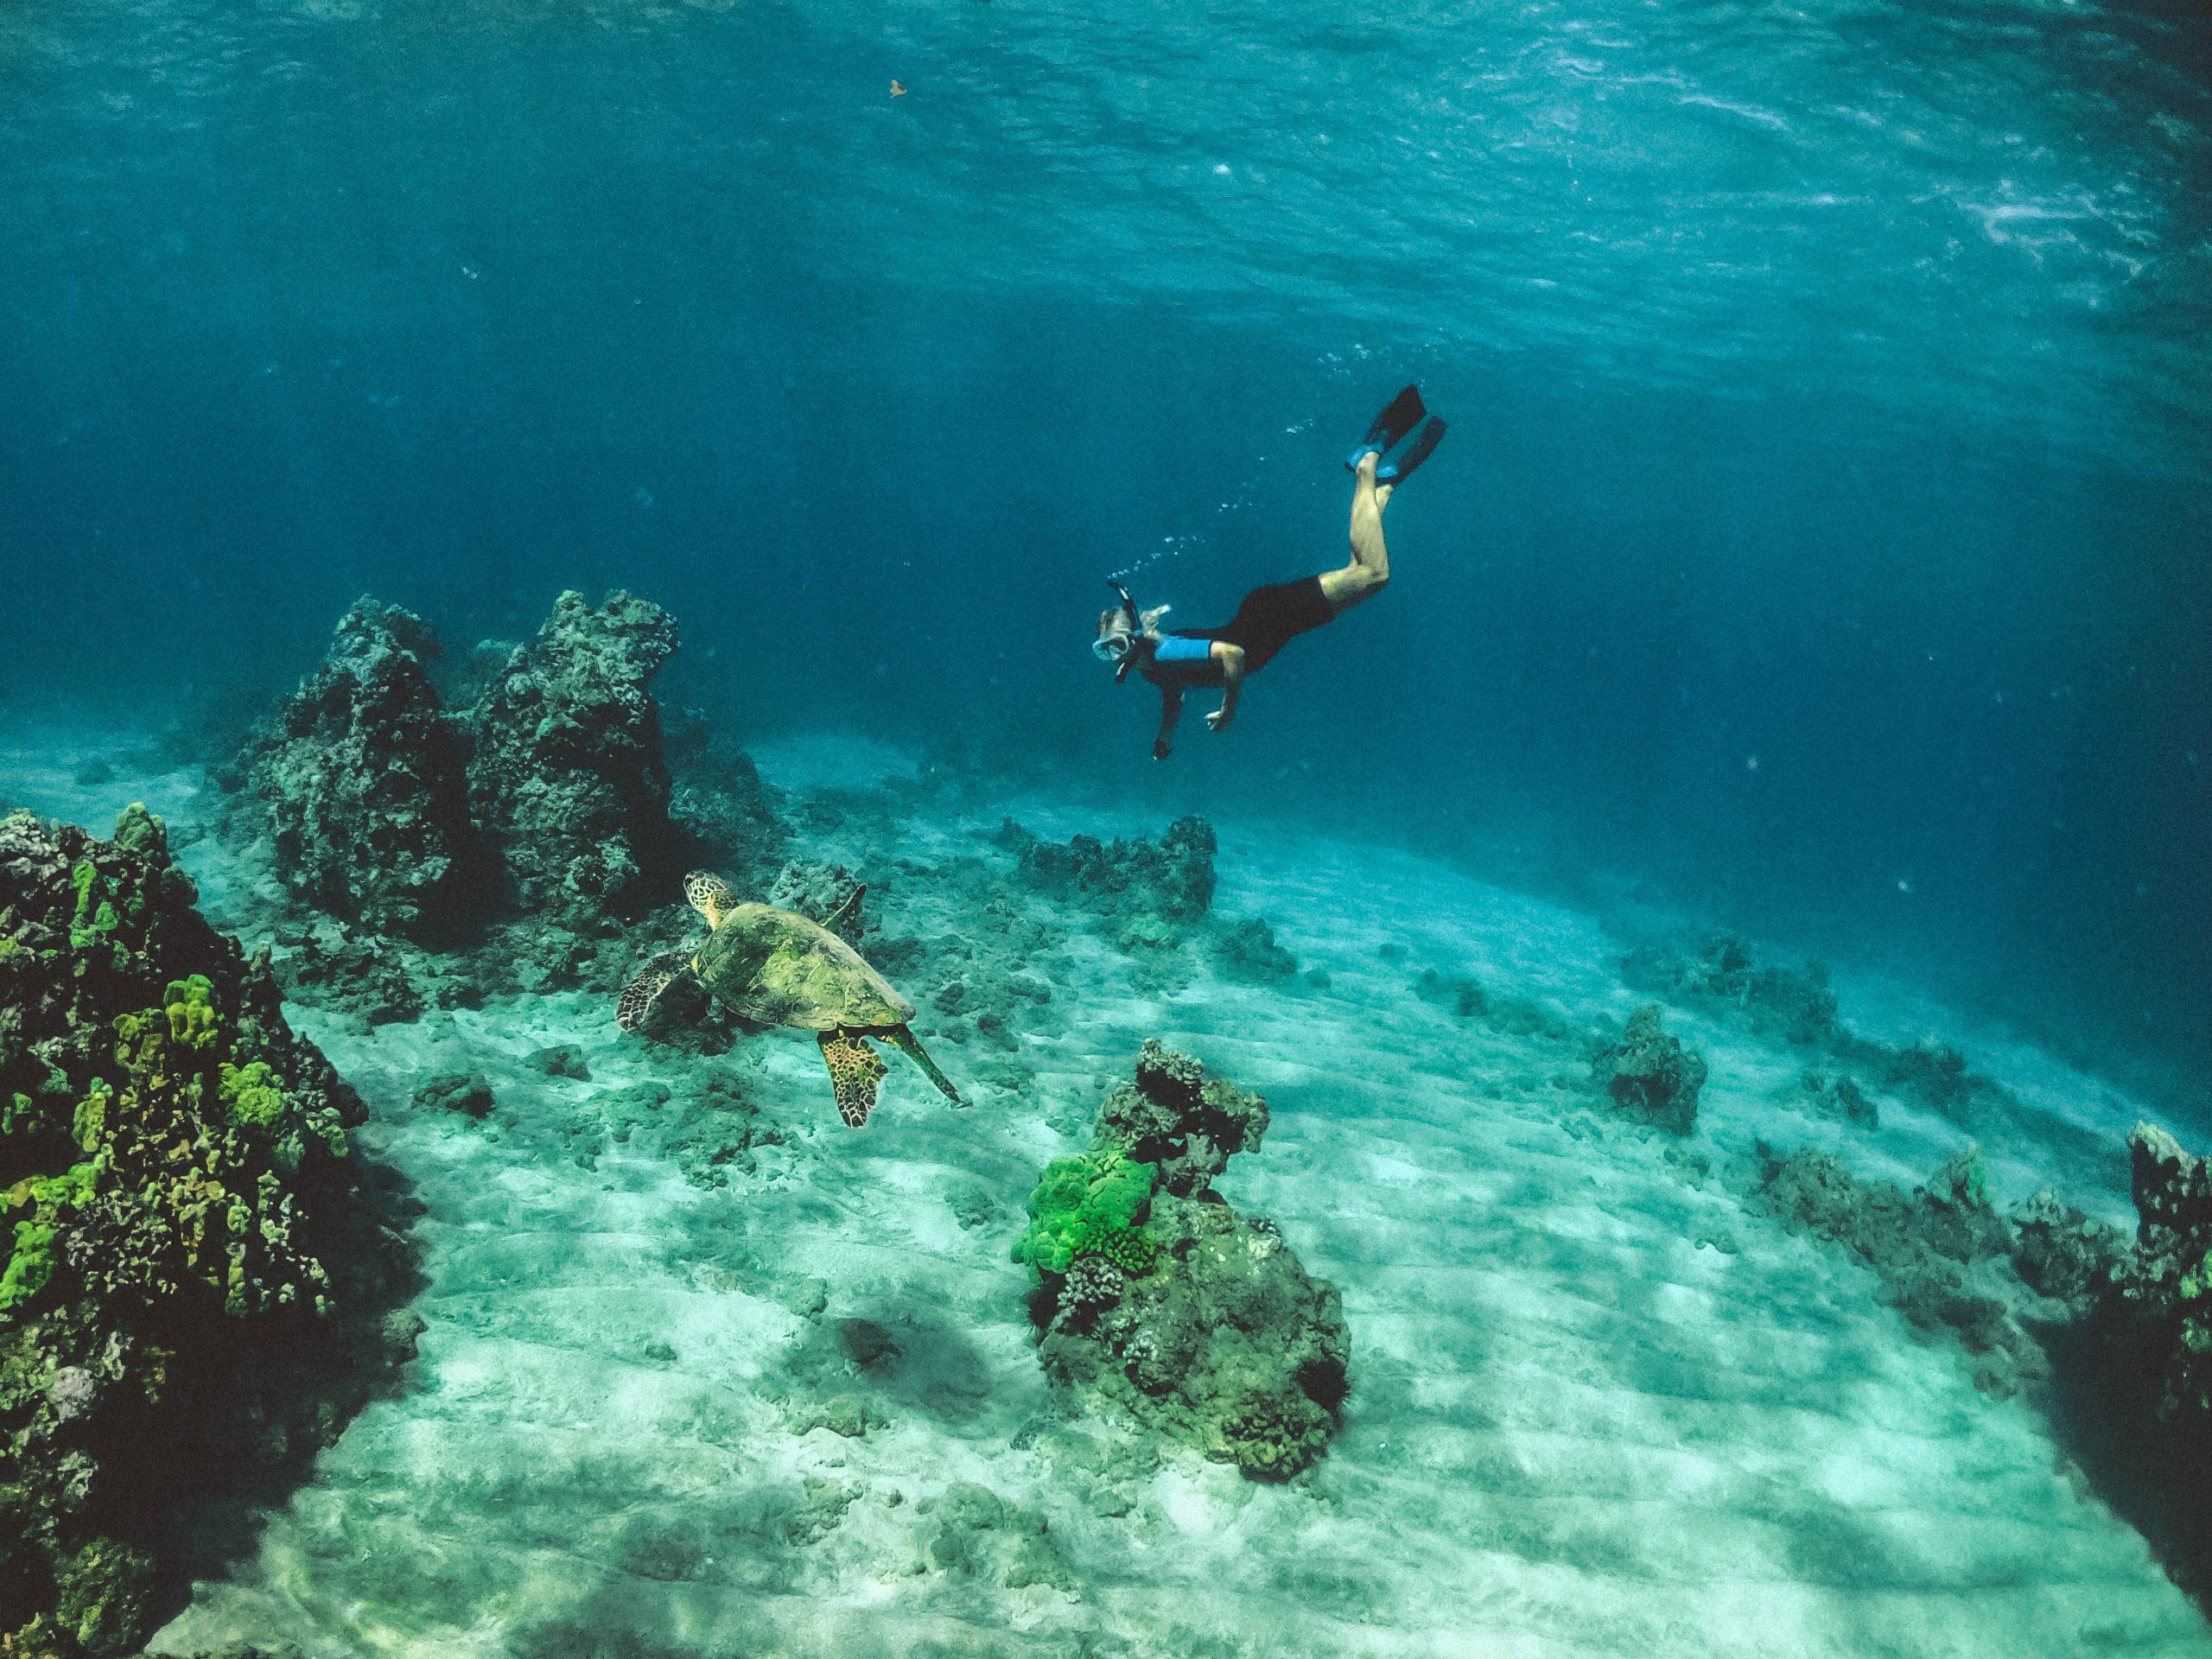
{"left": 1153, "top": 686, "right": 1184, "bottom": 760}
{"left": 1205, "top": 645, "right": 1246, "bottom": 732}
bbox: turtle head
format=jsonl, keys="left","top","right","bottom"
{"left": 683, "top": 870, "right": 735, "bottom": 928}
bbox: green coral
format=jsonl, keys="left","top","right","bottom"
{"left": 1071, "top": 1217, "right": 1158, "bottom": 1274}
{"left": 110, "top": 802, "right": 165, "bottom": 858}
{"left": 219, "top": 1061, "right": 287, "bottom": 1128}
{"left": 1, "top": 1218, "right": 58, "bottom": 1312}
{"left": 67, "top": 860, "right": 124, "bottom": 957}
{"left": 164, "top": 974, "right": 219, "bottom": 1049}
{"left": 72, "top": 1082, "right": 111, "bottom": 1154}
{"left": 1013, "top": 1147, "right": 1158, "bottom": 1277}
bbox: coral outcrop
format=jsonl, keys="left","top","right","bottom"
{"left": 1622, "top": 932, "right": 2011, "bottom": 1128}
{"left": 1590, "top": 1004, "right": 1707, "bottom": 1135}
{"left": 1001, "top": 817, "right": 1217, "bottom": 933}
{"left": 2120, "top": 1124, "right": 2212, "bottom": 1424}
{"left": 465, "top": 589, "right": 683, "bottom": 931}
{"left": 1736, "top": 1141, "right": 2044, "bottom": 1397}
{"left": 239, "top": 599, "right": 478, "bottom": 938}
{"left": 1623, "top": 933, "right": 1840, "bottom": 1047}
{"left": 1022, "top": 1040, "right": 1349, "bottom": 1480}
{"left": 0, "top": 808, "right": 413, "bottom": 1658}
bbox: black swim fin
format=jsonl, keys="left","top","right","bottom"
{"left": 1376, "top": 416, "right": 1446, "bottom": 486}
{"left": 1345, "top": 384, "right": 1427, "bottom": 471}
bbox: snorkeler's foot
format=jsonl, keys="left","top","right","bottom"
{"left": 1345, "top": 384, "right": 1427, "bottom": 472}
{"left": 1376, "top": 416, "right": 1446, "bottom": 486}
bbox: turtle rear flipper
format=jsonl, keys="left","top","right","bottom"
{"left": 819, "top": 1032, "right": 888, "bottom": 1128}
{"left": 882, "top": 1026, "right": 963, "bottom": 1107}
{"left": 618, "top": 950, "right": 694, "bottom": 1032}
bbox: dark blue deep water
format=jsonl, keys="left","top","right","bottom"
{"left": 4, "top": 0, "right": 2209, "bottom": 1079}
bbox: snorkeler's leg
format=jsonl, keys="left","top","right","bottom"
{"left": 1319, "top": 451, "right": 1391, "bottom": 613}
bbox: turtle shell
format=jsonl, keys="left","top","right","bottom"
{"left": 696, "top": 902, "right": 913, "bottom": 1032}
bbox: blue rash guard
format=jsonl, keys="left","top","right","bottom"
{"left": 1148, "top": 633, "right": 1223, "bottom": 688}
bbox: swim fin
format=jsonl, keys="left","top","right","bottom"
{"left": 1376, "top": 416, "right": 1446, "bottom": 485}
{"left": 1345, "top": 384, "right": 1427, "bottom": 471}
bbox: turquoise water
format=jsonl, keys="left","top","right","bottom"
{"left": 4, "top": 0, "right": 2209, "bottom": 1064}
{"left": 3, "top": 0, "right": 2212, "bottom": 1651}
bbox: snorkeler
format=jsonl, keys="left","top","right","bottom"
{"left": 1093, "top": 385, "right": 1446, "bottom": 760}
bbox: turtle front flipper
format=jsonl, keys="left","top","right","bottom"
{"left": 618, "top": 950, "right": 694, "bottom": 1032}
{"left": 818, "top": 1031, "right": 888, "bottom": 1128}
{"left": 881, "top": 1026, "right": 963, "bottom": 1107}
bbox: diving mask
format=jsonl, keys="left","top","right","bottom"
{"left": 1093, "top": 630, "right": 1135, "bottom": 664}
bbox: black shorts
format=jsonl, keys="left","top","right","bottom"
{"left": 1210, "top": 575, "right": 1335, "bottom": 674}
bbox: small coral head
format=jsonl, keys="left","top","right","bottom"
{"left": 683, "top": 870, "right": 735, "bottom": 927}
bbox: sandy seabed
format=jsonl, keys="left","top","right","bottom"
{"left": 5, "top": 728, "right": 2205, "bottom": 1659}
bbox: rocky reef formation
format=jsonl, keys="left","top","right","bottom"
{"left": 464, "top": 589, "right": 683, "bottom": 931}
{"left": 1731, "top": 1118, "right": 2212, "bottom": 1606}
{"left": 238, "top": 599, "right": 478, "bottom": 938}
{"left": 0, "top": 808, "right": 414, "bottom": 1658}
{"left": 229, "top": 592, "right": 791, "bottom": 1002}
{"left": 1736, "top": 1141, "right": 2047, "bottom": 1397}
{"left": 1623, "top": 932, "right": 2007, "bottom": 1127}
{"left": 1001, "top": 817, "right": 1216, "bottom": 938}
{"left": 1020, "top": 1041, "right": 1350, "bottom": 1480}
{"left": 1591, "top": 1004, "right": 1707, "bottom": 1135}
{"left": 2117, "top": 1125, "right": 2212, "bottom": 1425}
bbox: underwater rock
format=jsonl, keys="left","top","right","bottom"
{"left": 0, "top": 807, "right": 415, "bottom": 1659}
{"left": 1001, "top": 815, "right": 1217, "bottom": 928}
{"left": 1211, "top": 915, "right": 1298, "bottom": 984}
{"left": 465, "top": 589, "right": 683, "bottom": 935}
{"left": 413, "top": 1070, "right": 495, "bottom": 1120}
{"left": 764, "top": 858, "right": 868, "bottom": 942}
{"left": 1736, "top": 1141, "right": 2042, "bottom": 1397}
{"left": 2007, "top": 1187, "right": 2122, "bottom": 1320}
{"left": 1020, "top": 1042, "right": 1349, "bottom": 1480}
{"left": 1623, "top": 931, "right": 2012, "bottom": 1129}
{"left": 274, "top": 928, "right": 431, "bottom": 1027}
{"left": 662, "top": 706, "right": 789, "bottom": 887}
{"left": 2120, "top": 1123, "right": 2212, "bottom": 1422}
{"left": 1096, "top": 1037, "right": 1268, "bottom": 1198}
{"left": 238, "top": 598, "right": 480, "bottom": 938}
{"left": 1795, "top": 1068, "right": 1878, "bottom": 1128}
{"left": 1415, "top": 968, "right": 1488, "bottom": 1019}
{"left": 915, "top": 1481, "right": 1070, "bottom": 1590}
{"left": 524, "top": 1043, "right": 591, "bottom": 1080}
{"left": 1589, "top": 1004, "right": 1707, "bottom": 1135}
{"left": 1622, "top": 932, "right": 1840, "bottom": 1047}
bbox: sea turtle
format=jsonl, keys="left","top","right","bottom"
{"left": 616, "top": 870, "right": 963, "bottom": 1128}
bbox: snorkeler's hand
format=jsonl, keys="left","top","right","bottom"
{"left": 1152, "top": 739, "right": 1172, "bottom": 761}
{"left": 1205, "top": 708, "right": 1232, "bottom": 733}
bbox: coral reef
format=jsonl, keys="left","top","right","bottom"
{"left": 237, "top": 599, "right": 479, "bottom": 938}
{"left": 1022, "top": 1042, "right": 1348, "bottom": 1480}
{"left": 465, "top": 590, "right": 683, "bottom": 933}
{"left": 1590, "top": 1004, "right": 1707, "bottom": 1135}
{"left": 0, "top": 808, "right": 413, "bottom": 1658}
